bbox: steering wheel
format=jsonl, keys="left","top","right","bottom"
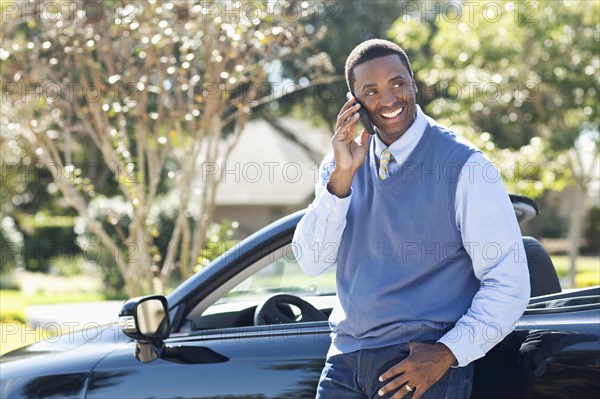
{"left": 254, "top": 294, "right": 328, "bottom": 326}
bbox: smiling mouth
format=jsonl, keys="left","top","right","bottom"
{"left": 381, "top": 107, "right": 404, "bottom": 119}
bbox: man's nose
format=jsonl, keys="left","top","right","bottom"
{"left": 380, "top": 90, "right": 396, "bottom": 107}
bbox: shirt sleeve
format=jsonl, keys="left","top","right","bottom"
{"left": 437, "top": 152, "right": 531, "bottom": 367}
{"left": 292, "top": 153, "right": 352, "bottom": 277}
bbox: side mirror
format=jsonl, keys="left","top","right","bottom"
{"left": 118, "top": 295, "right": 170, "bottom": 362}
{"left": 510, "top": 194, "right": 539, "bottom": 225}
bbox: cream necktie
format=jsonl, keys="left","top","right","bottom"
{"left": 379, "top": 148, "right": 392, "bottom": 180}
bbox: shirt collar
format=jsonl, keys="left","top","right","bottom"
{"left": 374, "top": 105, "right": 428, "bottom": 161}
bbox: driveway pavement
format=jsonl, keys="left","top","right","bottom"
{"left": 26, "top": 301, "right": 125, "bottom": 331}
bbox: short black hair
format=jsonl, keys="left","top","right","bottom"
{"left": 345, "top": 39, "right": 414, "bottom": 94}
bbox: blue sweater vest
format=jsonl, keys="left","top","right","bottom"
{"left": 330, "top": 119, "right": 481, "bottom": 354}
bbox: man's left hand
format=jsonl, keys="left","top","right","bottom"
{"left": 378, "top": 342, "right": 456, "bottom": 399}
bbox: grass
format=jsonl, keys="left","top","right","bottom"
{"left": 550, "top": 255, "right": 600, "bottom": 287}
{"left": 550, "top": 255, "right": 599, "bottom": 276}
{"left": 0, "top": 290, "right": 27, "bottom": 323}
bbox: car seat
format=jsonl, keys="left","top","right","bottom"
{"left": 522, "top": 236, "right": 561, "bottom": 297}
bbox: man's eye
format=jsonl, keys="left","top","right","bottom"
{"left": 366, "top": 90, "right": 377, "bottom": 96}
{"left": 393, "top": 82, "right": 404, "bottom": 88}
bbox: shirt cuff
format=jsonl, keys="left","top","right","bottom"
{"left": 313, "top": 188, "right": 352, "bottom": 223}
{"left": 437, "top": 325, "right": 486, "bottom": 367}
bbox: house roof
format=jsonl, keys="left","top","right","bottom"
{"left": 214, "top": 118, "right": 330, "bottom": 206}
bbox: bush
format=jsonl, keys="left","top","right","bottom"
{"left": 20, "top": 226, "right": 78, "bottom": 273}
{"left": 575, "top": 271, "right": 600, "bottom": 288}
{"left": 0, "top": 273, "right": 19, "bottom": 290}
{"left": 0, "top": 217, "right": 24, "bottom": 274}
{"left": 2, "top": 214, "right": 78, "bottom": 274}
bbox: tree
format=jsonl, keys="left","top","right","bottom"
{"left": 274, "top": 0, "right": 412, "bottom": 130}
{"left": 388, "top": 0, "right": 599, "bottom": 286}
{"left": 1, "top": 0, "right": 331, "bottom": 296}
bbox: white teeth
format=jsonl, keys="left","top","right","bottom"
{"left": 381, "top": 108, "right": 403, "bottom": 118}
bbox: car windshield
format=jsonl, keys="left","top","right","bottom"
{"left": 215, "top": 252, "right": 337, "bottom": 304}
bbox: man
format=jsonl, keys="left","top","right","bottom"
{"left": 292, "top": 39, "right": 530, "bottom": 399}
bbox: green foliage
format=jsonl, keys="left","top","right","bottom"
{"left": 1, "top": 213, "right": 79, "bottom": 274}
{"left": 17, "top": 214, "right": 78, "bottom": 273}
{"left": 391, "top": 0, "right": 598, "bottom": 147}
{"left": 0, "top": 217, "right": 24, "bottom": 273}
{"left": 388, "top": 0, "right": 599, "bottom": 196}
{"left": 273, "top": 0, "right": 410, "bottom": 129}
{"left": 530, "top": 196, "right": 569, "bottom": 240}
{"left": 0, "top": 142, "right": 51, "bottom": 218}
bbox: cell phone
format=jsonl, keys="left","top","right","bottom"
{"left": 346, "top": 91, "right": 377, "bottom": 135}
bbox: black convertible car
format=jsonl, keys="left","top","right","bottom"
{"left": 1, "top": 196, "right": 599, "bottom": 399}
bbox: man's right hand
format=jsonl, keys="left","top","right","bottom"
{"left": 327, "top": 97, "right": 370, "bottom": 198}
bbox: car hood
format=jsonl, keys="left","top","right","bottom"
{"left": 0, "top": 323, "right": 131, "bottom": 399}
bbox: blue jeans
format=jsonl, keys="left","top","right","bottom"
{"left": 316, "top": 343, "right": 473, "bottom": 399}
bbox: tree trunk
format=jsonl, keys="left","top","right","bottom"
{"left": 566, "top": 182, "right": 586, "bottom": 289}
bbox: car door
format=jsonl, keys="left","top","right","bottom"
{"left": 86, "top": 244, "right": 336, "bottom": 399}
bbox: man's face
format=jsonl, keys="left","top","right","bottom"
{"left": 352, "top": 54, "right": 417, "bottom": 145}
